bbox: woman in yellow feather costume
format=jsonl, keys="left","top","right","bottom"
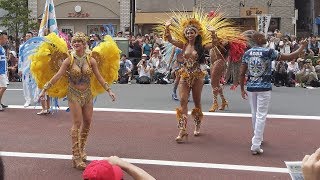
{"left": 31, "top": 32, "right": 120, "bottom": 170}
{"left": 159, "top": 8, "right": 246, "bottom": 143}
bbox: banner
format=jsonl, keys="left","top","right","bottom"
{"left": 38, "top": 0, "right": 58, "bottom": 37}
{"left": 256, "top": 14, "right": 271, "bottom": 37}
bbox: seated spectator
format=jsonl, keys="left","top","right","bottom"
{"left": 149, "top": 47, "right": 162, "bottom": 81}
{"left": 286, "top": 58, "right": 299, "bottom": 87}
{"left": 154, "top": 55, "right": 169, "bottom": 84}
{"left": 118, "top": 54, "right": 133, "bottom": 84}
{"left": 296, "top": 59, "right": 318, "bottom": 87}
{"left": 83, "top": 156, "right": 155, "bottom": 180}
{"left": 274, "top": 61, "right": 288, "bottom": 87}
{"left": 136, "top": 54, "right": 151, "bottom": 84}
{"left": 314, "top": 59, "right": 320, "bottom": 79}
{"left": 7, "top": 51, "right": 19, "bottom": 81}
{"left": 302, "top": 148, "right": 320, "bottom": 180}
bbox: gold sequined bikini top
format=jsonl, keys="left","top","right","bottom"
{"left": 183, "top": 49, "right": 201, "bottom": 72}
{"left": 69, "top": 53, "right": 93, "bottom": 85}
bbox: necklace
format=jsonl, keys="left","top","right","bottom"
{"left": 73, "top": 52, "right": 87, "bottom": 68}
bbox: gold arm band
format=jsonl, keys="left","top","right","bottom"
{"left": 104, "top": 82, "right": 111, "bottom": 92}
{"left": 43, "top": 82, "right": 53, "bottom": 90}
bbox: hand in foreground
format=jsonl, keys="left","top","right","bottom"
{"left": 108, "top": 91, "right": 116, "bottom": 101}
{"left": 105, "top": 156, "right": 127, "bottom": 168}
{"left": 165, "top": 19, "right": 172, "bottom": 27}
{"left": 207, "top": 25, "right": 216, "bottom": 32}
{"left": 241, "top": 89, "right": 248, "bottom": 100}
{"left": 300, "top": 38, "right": 308, "bottom": 48}
{"left": 302, "top": 148, "right": 320, "bottom": 180}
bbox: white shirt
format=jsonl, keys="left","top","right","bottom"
{"left": 139, "top": 64, "right": 151, "bottom": 78}
{"left": 287, "top": 62, "right": 299, "bottom": 73}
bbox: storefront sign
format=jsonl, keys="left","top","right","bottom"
{"left": 68, "top": 12, "right": 90, "bottom": 18}
{"left": 240, "top": 7, "right": 268, "bottom": 17}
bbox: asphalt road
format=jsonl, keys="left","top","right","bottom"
{"left": 3, "top": 82, "right": 320, "bottom": 116}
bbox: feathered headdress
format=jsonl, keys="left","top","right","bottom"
{"left": 156, "top": 8, "right": 247, "bottom": 46}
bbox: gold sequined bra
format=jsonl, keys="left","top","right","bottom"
{"left": 69, "top": 53, "right": 93, "bottom": 85}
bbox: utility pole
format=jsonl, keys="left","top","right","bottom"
{"left": 130, "top": 0, "right": 135, "bottom": 34}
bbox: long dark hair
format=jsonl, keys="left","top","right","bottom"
{"left": 194, "top": 35, "right": 206, "bottom": 64}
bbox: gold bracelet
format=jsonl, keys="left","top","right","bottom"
{"left": 104, "top": 82, "right": 111, "bottom": 92}
{"left": 43, "top": 82, "right": 53, "bottom": 90}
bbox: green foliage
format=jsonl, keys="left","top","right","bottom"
{"left": 0, "top": 0, "right": 38, "bottom": 36}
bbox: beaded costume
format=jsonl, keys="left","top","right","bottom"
{"left": 29, "top": 33, "right": 120, "bottom": 99}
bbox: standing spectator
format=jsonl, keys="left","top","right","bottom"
{"left": 240, "top": 31, "right": 307, "bottom": 155}
{"left": 90, "top": 34, "right": 101, "bottom": 49}
{"left": 308, "top": 36, "right": 320, "bottom": 56}
{"left": 142, "top": 38, "right": 152, "bottom": 58}
{"left": 18, "top": 31, "right": 34, "bottom": 107}
{"left": 118, "top": 54, "right": 133, "bottom": 84}
{"left": 132, "top": 35, "right": 142, "bottom": 58}
{"left": 7, "top": 51, "right": 19, "bottom": 81}
{"left": 0, "top": 31, "right": 8, "bottom": 111}
{"left": 116, "top": 31, "right": 123, "bottom": 37}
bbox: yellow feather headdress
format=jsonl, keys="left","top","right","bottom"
{"left": 156, "top": 8, "right": 246, "bottom": 46}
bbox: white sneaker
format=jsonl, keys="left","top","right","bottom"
{"left": 0, "top": 106, "right": 3, "bottom": 111}
{"left": 24, "top": 101, "right": 31, "bottom": 107}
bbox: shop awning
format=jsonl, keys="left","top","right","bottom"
{"left": 135, "top": 12, "right": 192, "bottom": 24}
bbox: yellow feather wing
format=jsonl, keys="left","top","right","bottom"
{"left": 30, "top": 33, "right": 69, "bottom": 98}
{"left": 91, "top": 35, "right": 121, "bottom": 97}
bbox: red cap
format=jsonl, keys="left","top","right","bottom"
{"left": 83, "top": 160, "right": 123, "bottom": 180}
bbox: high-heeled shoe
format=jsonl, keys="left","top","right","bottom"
{"left": 175, "top": 108, "right": 188, "bottom": 143}
{"left": 72, "top": 156, "right": 86, "bottom": 170}
{"left": 209, "top": 102, "right": 219, "bottom": 112}
{"left": 191, "top": 108, "right": 203, "bottom": 136}
{"left": 36, "top": 109, "right": 50, "bottom": 115}
{"left": 71, "top": 128, "right": 86, "bottom": 170}
{"left": 219, "top": 101, "right": 229, "bottom": 110}
{"left": 80, "top": 128, "right": 90, "bottom": 162}
{"left": 175, "top": 130, "right": 188, "bottom": 143}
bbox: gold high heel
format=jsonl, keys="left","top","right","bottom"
{"left": 219, "top": 100, "right": 229, "bottom": 110}
{"left": 79, "top": 128, "right": 90, "bottom": 162}
{"left": 209, "top": 102, "right": 219, "bottom": 112}
{"left": 71, "top": 128, "right": 86, "bottom": 170}
{"left": 175, "top": 130, "right": 188, "bottom": 143}
{"left": 175, "top": 108, "right": 188, "bottom": 143}
{"left": 191, "top": 108, "right": 203, "bottom": 136}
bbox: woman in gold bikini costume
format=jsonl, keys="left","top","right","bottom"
{"left": 160, "top": 9, "right": 246, "bottom": 143}
{"left": 32, "top": 32, "right": 119, "bottom": 169}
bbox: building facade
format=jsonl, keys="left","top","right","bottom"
{"left": 28, "top": 0, "right": 130, "bottom": 35}
{"left": 135, "top": 0, "right": 296, "bottom": 35}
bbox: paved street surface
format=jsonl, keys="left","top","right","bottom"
{"left": 1, "top": 82, "right": 319, "bottom": 179}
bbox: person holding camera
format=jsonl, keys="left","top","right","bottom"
{"left": 137, "top": 54, "right": 151, "bottom": 84}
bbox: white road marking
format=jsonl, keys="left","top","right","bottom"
{"left": 7, "top": 105, "right": 320, "bottom": 120}
{"left": 6, "top": 89, "right": 23, "bottom": 91}
{"left": 0, "top": 151, "right": 288, "bottom": 173}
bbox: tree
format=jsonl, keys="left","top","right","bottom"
{"left": 0, "top": 0, "right": 38, "bottom": 51}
